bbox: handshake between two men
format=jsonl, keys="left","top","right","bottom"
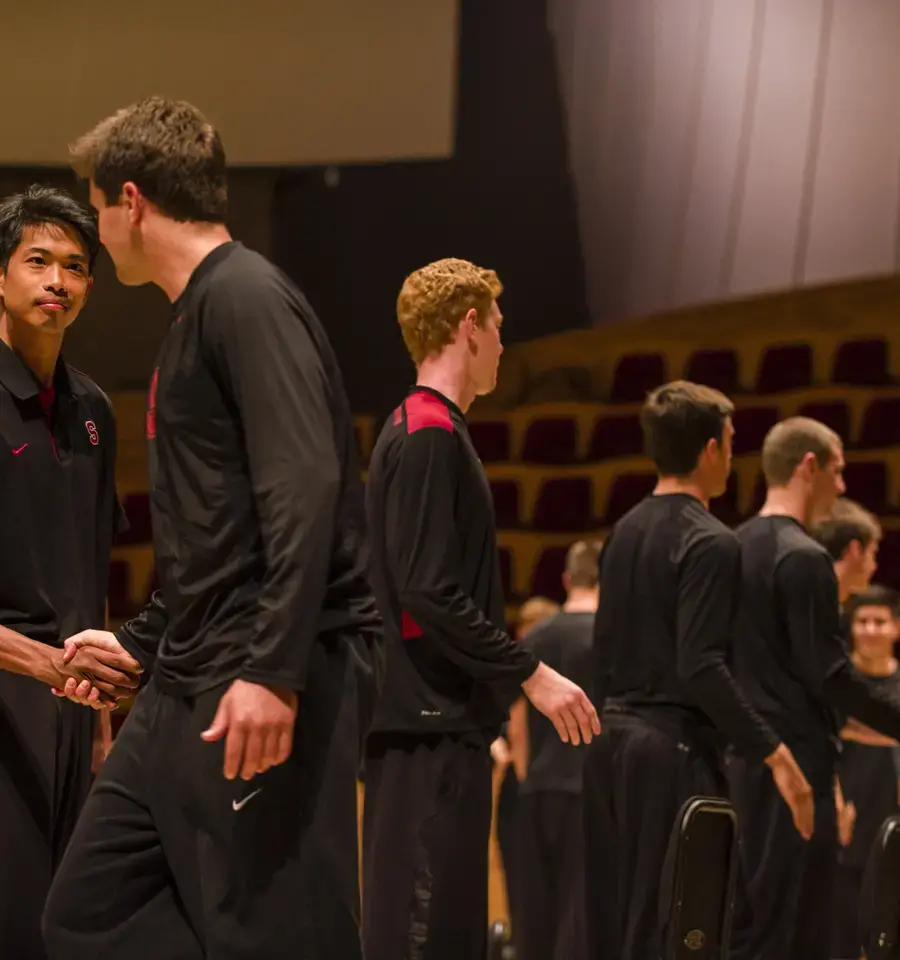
{"left": 49, "top": 629, "right": 143, "bottom": 708}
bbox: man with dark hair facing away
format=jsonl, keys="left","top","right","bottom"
{"left": 42, "top": 98, "right": 383, "bottom": 960}
{"left": 0, "top": 185, "right": 141, "bottom": 957}
{"left": 582, "top": 381, "right": 812, "bottom": 960}
{"left": 729, "top": 418, "right": 900, "bottom": 960}
{"left": 506, "top": 539, "right": 602, "bottom": 960}
{"left": 362, "top": 258, "right": 599, "bottom": 960}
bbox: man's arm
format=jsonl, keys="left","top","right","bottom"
{"left": 780, "top": 552, "right": 900, "bottom": 740}
{"left": 115, "top": 590, "right": 168, "bottom": 677}
{"left": 0, "top": 624, "right": 138, "bottom": 697}
{"left": 204, "top": 279, "right": 339, "bottom": 691}
{"left": 677, "top": 531, "right": 781, "bottom": 763}
{"left": 384, "top": 426, "right": 537, "bottom": 683}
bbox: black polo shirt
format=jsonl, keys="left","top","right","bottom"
{"left": 0, "top": 340, "right": 125, "bottom": 646}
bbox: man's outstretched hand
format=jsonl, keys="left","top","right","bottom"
{"left": 521, "top": 662, "right": 601, "bottom": 746}
{"left": 51, "top": 629, "right": 143, "bottom": 709}
{"left": 201, "top": 678, "right": 298, "bottom": 781}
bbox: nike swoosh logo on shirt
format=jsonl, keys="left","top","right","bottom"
{"left": 232, "top": 788, "right": 262, "bottom": 812}
{"left": 12, "top": 444, "right": 27, "bottom": 455}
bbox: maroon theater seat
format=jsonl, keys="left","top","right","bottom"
{"left": 875, "top": 530, "right": 900, "bottom": 590}
{"left": 748, "top": 473, "right": 767, "bottom": 517}
{"left": 710, "top": 474, "right": 741, "bottom": 527}
{"left": 610, "top": 353, "right": 666, "bottom": 403}
{"left": 468, "top": 421, "right": 511, "bottom": 463}
{"left": 684, "top": 349, "right": 741, "bottom": 395}
{"left": 490, "top": 480, "right": 521, "bottom": 529}
{"left": 107, "top": 561, "right": 136, "bottom": 620}
{"left": 533, "top": 477, "right": 594, "bottom": 532}
{"left": 731, "top": 407, "right": 779, "bottom": 456}
{"left": 529, "top": 547, "right": 569, "bottom": 604}
{"left": 522, "top": 417, "right": 578, "bottom": 465}
{"left": 859, "top": 399, "right": 900, "bottom": 450}
{"left": 843, "top": 461, "right": 889, "bottom": 514}
{"left": 756, "top": 344, "right": 813, "bottom": 394}
{"left": 587, "top": 414, "right": 644, "bottom": 461}
{"left": 117, "top": 493, "right": 153, "bottom": 545}
{"left": 796, "top": 401, "right": 852, "bottom": 446}
{"left": 498, "top": 547, "right": 515, "bottom": 600}
{"left": 832, "top": 339, "right": 891, "bottom": 387}
{"left": 603, "top": 472, "right": 657, "bottom": 524}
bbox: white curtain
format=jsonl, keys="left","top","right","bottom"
{"left": 548, "top": 0, "right": 900, "bottom": 323}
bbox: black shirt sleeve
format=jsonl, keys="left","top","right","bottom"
{"left": 677, "top": 531, "right": 780, "bottom": 762}
{"left": 779, "top": 551, "right": 900, "bottom": 741}
{"left": 384, "top": 426, "right": 538, "bottom": 684}
{"left": 204, "top": 278, "right": 341, "bottom": 691}
{"left": 116, "top": 589, "right": 168, "bottom": 679}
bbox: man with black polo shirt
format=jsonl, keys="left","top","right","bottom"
{"left": 507, "top": 539, "right": 601, "bottom": 960}
{"left": 728, "top": 417, "right": 900, "bottom": 960}
{"left": 0, "top": 186, "right": 141, "bottom": 958}
{"left": 42, "top": 98, "right": 382, "bottom": 960}
{"left": 583, "top": 381, "right": 813, "bottom": 960}
{"left": 362, "top": 258, "right": 599, "bottom": 960}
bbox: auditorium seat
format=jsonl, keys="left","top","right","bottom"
{"left": 490, "top": 480, "right": 521, "bottom": 529}
{"left": 796, "top": 401, "right": 852, "bottom": 445}
{"left": 498, "top": 547, "right": 515, "bottom": 600}
{"left": 522, "top": 417, "right": 578, "bottom": 465}
{"left": 748, "top": 473, "right": 766, "bottom": 516}
{"left": 710, "top": 474, "right": 741, "bottom": 527}
{"left": 875, "top": 530, "right": 900, "bottom": 590}
{"left": 684, "top": 349, "right": 740, "bottom": 395}
{"left": 468, "top": 420, "right": 512, "bottom": 463}
{"left": 529, "top": 546, "right": 568, "bottom": 604}
{"left": 107, "top": 561, "right": 136, "bottom": 619}
{"left": 602, "top": 472, "right": 656, "bottom": 524}
{"left": 118, "top": 493, "right": 152, "bottom": 545}
{"left": 609, "top": 353, "right": 666, "bottom": 403}
{"left": 832, "top": 338, "right": 891, "bottom": 387}
{"left": 858, "top": 399, "right": 900, "bottom": 450}
{"left": 586, "top": 414, "right": 644, "bottom": 461}
{"left": 755, "top": 343, "right": 813, "bottom": 394}
{"left": 843, "top": 461, "right": 889, "bottom": 514}
{"left": 731, "top": 406, "right": 779, "bottom": 456}
{"left": 532, "top": 477, "right": 594, "bottom": 532}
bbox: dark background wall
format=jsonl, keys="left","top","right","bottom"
{"left": 0, "top": 0, "right": 588, "bottom": 417}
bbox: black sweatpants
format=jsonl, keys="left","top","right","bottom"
{"left": 362, "top": 731, "right": 494, "bottom": 960}
{"left": 0, "top": 672, "right": 94, "bottom": 960}
{"left": 581, "top": 713, "right": 726, "bottom": 960}
{"left": 43, "top": 636, "right": 369, "bottom": 960}
{"left": 727, "top": 755, "right": 837, "bottom": 960}
{"left": 511, "top": 790, "right": 583, "bottom": 960}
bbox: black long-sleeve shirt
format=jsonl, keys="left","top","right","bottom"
{"left": 116, "top": 242, "right": 381, "bottom": 694}
{"left": 733, "top": 515, "right": 900, "bottom": 782}
{"left": 594, "top": 493, "right": 779, "bottom": 764}
{"left": 366, "top": 386, "right": 537, "bottom": 733}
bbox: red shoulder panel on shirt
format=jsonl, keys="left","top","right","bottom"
{"left": 404, "top": 390, "right": 454, "bottom": 434}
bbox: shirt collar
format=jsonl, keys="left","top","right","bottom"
{"left": 0, "top": 340, "right": 74, "bottom": 401}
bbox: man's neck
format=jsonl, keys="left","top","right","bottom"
{"left": 852, "top": 649, "right": 897, "bottom": 678}
{"left": 147, "top": 223, "right": 233, "bottom": 302}
{"left": 653, "top": 475, "right": 709, "bottom": 508}
{"left": 415, "top": 356, "right": 476, "bottom": 414}
{"left": 758, "top": 486, "right": 810, "bottom": 527}
{"left": 563, "top": 588, "right": 598, "bottom": 613}
{"left": 0, "top": 312, "right": 61, "bottom": 387}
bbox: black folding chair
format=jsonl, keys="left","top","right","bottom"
{"left": 860, "top": 813, "right": 900, "bottom": 959}
{"left": 659, "top": 796, "right": 740, "bottom": 960}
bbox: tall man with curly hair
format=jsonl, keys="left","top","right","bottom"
{"left": 362, "top": 258, "right": 599, "bottom": 960}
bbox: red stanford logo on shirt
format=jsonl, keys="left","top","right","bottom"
{"left": 147, "top": 367, "right": 159, "bottom": 440}
{"left": 85, "top": 421, "right": 99, "bottom": 446}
